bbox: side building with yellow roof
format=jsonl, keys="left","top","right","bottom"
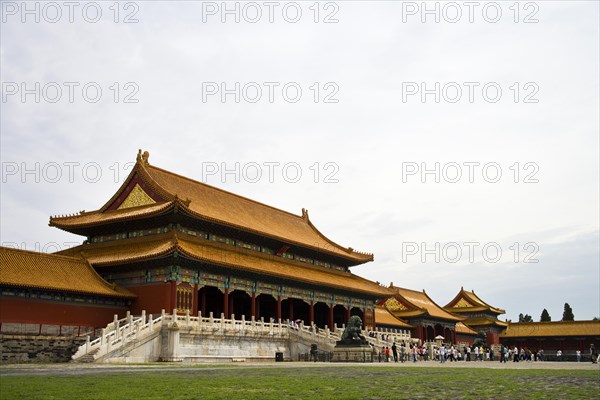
{"left": 0, "top": 246, "right": 135, "bottom": 334}
{"left": 500, "top": 320, "right": 600, "bottom": 359}
{"left": 380, "top": 285, "right": 463, "bottom": 343}
{"left": 444, "top": 287, "right": 508, "bottom": 345}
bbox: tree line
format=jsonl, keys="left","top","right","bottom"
{"left": 518, "top": 303, "right": 576, "bottom": 322}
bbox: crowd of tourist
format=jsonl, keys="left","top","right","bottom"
{"left": 373, "top": 342, "right": 600, "bottom": 364}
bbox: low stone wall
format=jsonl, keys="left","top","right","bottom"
{"left": 0, "top": 334, "right": 84, "bottom": 363}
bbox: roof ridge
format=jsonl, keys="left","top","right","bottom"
{"left": 0, "top": 246, "right": 83, "bottom": 262}
{"left": 146, "top": 163, "right": 307, "bottom": 221}
{"left": 303, "top": 210, "right": 373, "bottom": 259}
{"left": 420, "top": 290, "right": 465, "bottom": 321}
{"left": 81, "top": 254, "right": 135, "bottom": 297}
{"left": 510, "top": 320, "right": 600, "bottom": 325}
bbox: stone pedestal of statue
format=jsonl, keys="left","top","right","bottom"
{"left": 332, "top": 339, "right": 374, "bottom": 362}
{"left": 332, "top": 343, "right": 374, "bottom": 362}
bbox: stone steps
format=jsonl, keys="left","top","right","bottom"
{"left": 74, "top": 347, "right": 99, "bottom": 363}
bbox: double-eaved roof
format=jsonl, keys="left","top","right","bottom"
{"left": 50, "top": 150, "right": 373, "bottom": 265}
{"left": 445, "top": 287, "right": 506, "bottom": 315}
{"left": 383, "top": 286, "right": 463, "bottom": 322}
{"left": 0, "top": 246, "right": 134, "bottom": 298}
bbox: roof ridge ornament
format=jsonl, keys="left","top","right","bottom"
{"left": 137, "top": 149, "right": 150, "bottom": 165}
{"left": 301, "top": 208, "right": 309, "bottom": 220}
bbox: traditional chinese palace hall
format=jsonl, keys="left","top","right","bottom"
{"left": 43, "top": 150, "right": 391, "bottom": 329}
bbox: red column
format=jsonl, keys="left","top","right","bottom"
{"left": 328, "top": 305, "right": 334, "bottom": 329}
{"left": 223, "top": 288, "right": 229, "bottom": 318}
{"left": 309, "top": 302, "right": 314, "bottom": 325}
{"left": 170, "top": 281, "right": 177, "bottom": 312}
{"left": 201, "top": 288, "right": 206, "bottom": 316}
{"left": 193, "top": 284, "right": 199, "bottom": 313}
{"left": 371, "top": 308, "right": 376, "bottom": 331}
{"left": 251, "top": 293, "right": 256, "bottom": 319}
{"left": 276, "top": 296, "right": 282, "bottom": 321}
{"left": 346, "top": 307, "right": 351, "bottom": 323}
{"left": 256, "top": 296, "right": 261, "bottom": 319}
{"left": 288, "top": 300, "right": 294, "bottom": 321}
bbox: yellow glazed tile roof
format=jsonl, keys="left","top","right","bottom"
{"left": 50, "top": 201, "right": 174, "bottom": 227}
{"left": 51, "top": 151, "right": 373, "bottom": 264}
{"left": 59, "top": 232, "right": 392, "bottom": 297}
{"left": 444, "top": 287, "right": 505, "bottom": 315}
{"left": 0, "top": 246, "right": 134, "bottom": 298}
{"left": 500, "top": 321, "right": 600, "bottom": 338}
{"left": 385, "top": 287, "right": 463, "bottom": 322}
{"left": 375, "top": 306, "right": 413, "bottom": 329}
{"left": 455, "top": 322, "right": 478, "bottom": 335}
{"left": 462, "top": 316, "right": 508, "bottom": 328}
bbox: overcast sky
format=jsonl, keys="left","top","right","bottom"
{"left": 1, "top": 1, "right": 598, "bottom": 322}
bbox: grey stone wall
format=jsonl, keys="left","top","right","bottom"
{"left": 0, "top": 335, "right": 85, "bottom": 363}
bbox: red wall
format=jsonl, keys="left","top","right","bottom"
{"left": 0, "top": 297, "right": 127, "bottom": 328}
{"left": 500, "top": 337, "right": 599, "bottom": 353}
{"left": 487, "top": 332, "right": 500, "bottom": 345}
{"left": 126, "top": 282, "right": 174, "bottom": 315}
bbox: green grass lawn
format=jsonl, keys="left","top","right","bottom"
{"left": 1, "top": 366, "right": 598, "bottom": 400}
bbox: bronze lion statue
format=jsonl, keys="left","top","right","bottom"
{"left": 339, "top": 315, "right": 367, "bottom": 345}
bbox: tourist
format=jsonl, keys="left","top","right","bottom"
{"left": 539, "top": 349, "right": 545, "bottom": 361}
{"left": 466, "top": 346, "right": 471, "bottom": 361}
{"left": 576, "top": 350, "right": 581, "bottom": 362}
{"left": 400, "top": 343, "right": 406, "bottom": 363}
{"left": 520, "top": 347, "right": 526, "bottom": 361}
{"left": 392, "top": 342, "right": 398, "bottom": 362}
{"left": 412, "top": 345, "right": 418, "bottom": 362}
{"left": 385, "top": 346, "right": 390, "bottom": 362}
{"left": 513, "top": 346, "right": 519, "bottom": 362}
{"left": 556, "top": 349, "right": 562, "bottom": 362}
{"left": 479, "top": 346, "right": 484, "bottom": 361}
{"left": 591, "top": 344, "right": 598, "bottom": 364}
{"left": 440, "top": 346, "right": 446, "bottom": 363}
{"left": 486, "top": 347, "right": 490, "bottom": 361}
